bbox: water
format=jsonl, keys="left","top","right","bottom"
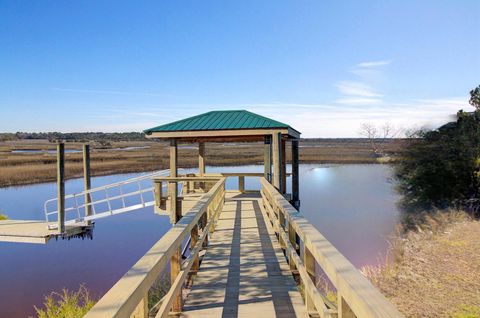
{"left": 0, "top": 164, "right": 399, "bottom": 317}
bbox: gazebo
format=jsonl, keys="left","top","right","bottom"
{"left": 144, "top": 110, "right": 301, "bottom": 209}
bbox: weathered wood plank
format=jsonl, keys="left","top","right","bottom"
{"left": 181, "top": 191, "right": 307, "bottom": 318}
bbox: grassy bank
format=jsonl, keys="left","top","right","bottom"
{"left": 0, "top": 138, "right": 405, "bottom": 188}
{"left": 364, "top": 212, "right": 480, "bottom": 318}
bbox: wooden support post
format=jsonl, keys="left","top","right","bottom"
{"left": 82, "top": 144, "right": 92, "bottom": 222}
{"left": 57, "top": 142, "right": 65, "bottom": 234}
{"left": 169, "top": 139, "right": 183, "bottom": 313}
{"left": 264, "top": 135, "right": 272, "bottom": 182}
{"left": 272, "top": 132, "right": 282, "bottom": 191}
{"left": 129, "top": 293, "right": 148, "bottom": 318}
{"left": 169, "top": 139, "right": 179, "bottom": 223}
{"left": 191, "top": 224, "right": 199, "bottom": 273}
{"left": 291, "top": 139, "right": 300, "bottom": 209}
{"left": 238, "top": 176, "right": 245, "bottom": 193}
{"left": 198, "top": 142, "right": 205, "bottom": 176}
{"left": 281, "top": 138, "right": 287, "bottom": 194}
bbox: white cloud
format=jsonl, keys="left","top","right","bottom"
{"left": 356, "top": 60, "right": 392, "bottom": 68}
{"left": 336, "top": 81, "right": 382, "bottom": 97}
{"left": 335, "top": 97, "right": 383, "bottom": 105}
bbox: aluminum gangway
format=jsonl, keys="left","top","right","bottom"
{"left": 44, "top": 169, "right": 181, "bottom": 229}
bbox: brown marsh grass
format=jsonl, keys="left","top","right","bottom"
{"left": 0, "top": 139, "right": 405, "bottom": 187}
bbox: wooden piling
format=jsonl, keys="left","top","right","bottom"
{"left": 83, "top": 144, "right": 92, "bottom": 221}
{"left": 57, "top": 142, "right": 65, "bottom": 233}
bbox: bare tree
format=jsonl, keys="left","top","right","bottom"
{"left": 359, "top": 122, "right": 402, "bottom": 156}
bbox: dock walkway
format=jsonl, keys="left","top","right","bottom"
{"left": 182, "top": 191, "right": 306, "bottom": 317}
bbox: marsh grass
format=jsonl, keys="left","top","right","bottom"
{"left": 0, "top": 139, "right": 405, "bottom": 188}
{"left": 32, "top": 285, "right": 95, "bottom": 318}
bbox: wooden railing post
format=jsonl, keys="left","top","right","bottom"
{"left": 338, "top": 294, "right": 356, "bottom": 318}
{"left": 57, "top": 142, "right": 65, "bottom": 233}
{"left": 288, "top": 222, "right": 298, "bottom": 271}
{"left": 129, "top": 294, "right": 148, "bottom": 318}
{"left": 238, "top": 176, "right": 245, "bottom": 193}
{"left": 191, "top": 224, "right": 199, "bottom": 273}
{"left": 303, "top": 245, "right": 316, "bottom": 312}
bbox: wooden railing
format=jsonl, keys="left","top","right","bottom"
{"left": 85, "top": 177, "right": 226, "bottom": 318}
{"left": 260, "top": 178, "right": 404, "bottom": 318}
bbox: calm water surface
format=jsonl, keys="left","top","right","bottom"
{"left": 0, "top": 164, "right": 399, "bottom": 317}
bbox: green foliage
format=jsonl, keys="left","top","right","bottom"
{"left": 0, "top": 214, "right": 7, "bottom": 220}
{"left": 470, "top": 85, "right": 480, "bottom": 110}
{"left": 32, "top": 285, "right": 95, "bottom": 318}
{"left": 395, "top": 86, "right": 480, "bottom": 216}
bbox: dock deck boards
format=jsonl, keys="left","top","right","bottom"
{"left": 0, "top": 219, "right": 89, "bottom": 244}
{"left": 182, "top": 191, "right": 307, "bottom": 318}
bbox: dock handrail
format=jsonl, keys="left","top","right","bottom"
{"left": 260, "top": 177, "right": 404, "bottom": 318}
{"left": 44, "top": 169, "right": 180, "bottom": 227}
{"left": 84, "top": 176, "right": 226, "bottom": 318}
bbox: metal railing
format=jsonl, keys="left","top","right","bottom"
{"left": 44, "top": 169, "right": 181, "bottom": 228}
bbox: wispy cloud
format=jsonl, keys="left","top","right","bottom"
{"left": 356, "top": 60, "right": 392, "bottom": 68}
{"left": 336, "top": 97, "right": 383, "bottom": 105}
{"left": 336, "top": 81, "right": 382, "bottom": 97}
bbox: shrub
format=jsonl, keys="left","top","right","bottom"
{"left": 395, "top": 85, "right": 480, "bottom": 216}
{"left": 0, "top": 214, "right": 7, "bottom": 220}
{"left": 32, "top": 285, "right": 95, "bottom": 318}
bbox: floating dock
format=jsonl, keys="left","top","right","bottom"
{"left": 0, "top": 219, "right": 91, "bottom": 244}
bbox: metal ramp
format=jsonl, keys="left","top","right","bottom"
{"left": 44, "top": 169, "right": 180, "bottom": 229}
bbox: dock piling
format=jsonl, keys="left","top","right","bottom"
{"left": 57, "top": 142, "right": 65, "bottom": 234}
{"left": 83, "top": 144, "right": 92, "bottom": 221}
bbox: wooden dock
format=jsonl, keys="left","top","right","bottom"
{"left": 0, "top": 219, "right": 90, "bottom": 244}
{"left": 85, "top": 175, "right": 404, "bottom": 318}
{"left": 181, "top": 191, "right": 307, "bottom": 317}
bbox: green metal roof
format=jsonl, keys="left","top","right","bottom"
{"left": 144, "top": 110, "right": 297, "bottom": 134}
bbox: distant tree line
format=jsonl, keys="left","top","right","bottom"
{"left": 0, "top": 132, "right": 148, "bottom": 142}
{"left": 395, "top": 85, "right": 480, "bottom": 218}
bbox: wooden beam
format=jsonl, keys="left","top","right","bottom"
{"left": 83, "top": 144, "right": 92, "bottom": 221}
{"left": 198, "top": 142, "right": 205, "bottom": 176}
{"left": 291, "top": 139, "right": 300, "bottom": 209}
{"left": 57, "top": 142, "right": 65, "bottom": 234}
{"left": 272, "top": 132, "right": 282, "bottom": 191}
{"left": 146, "top": 128, "right": 289, "bottom": 140}
{"left": 264, "top": 135, "right": 272, "bottom": 183}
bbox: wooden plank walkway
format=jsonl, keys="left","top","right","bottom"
{"left": 0, "top": 220, "right": 90, "bottom": 244}
{"left": 181, "top": 191, "right": 307, "bottom": 318}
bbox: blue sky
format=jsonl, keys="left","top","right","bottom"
{"left": 1, "top": 1, "right": 479, "bottom": 137}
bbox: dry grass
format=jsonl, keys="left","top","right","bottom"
{"left": 0, "top": 139, "right": 405, "bottom": 187}
{"left": 364, "top": 211, "right": 480, "bottom": 318}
